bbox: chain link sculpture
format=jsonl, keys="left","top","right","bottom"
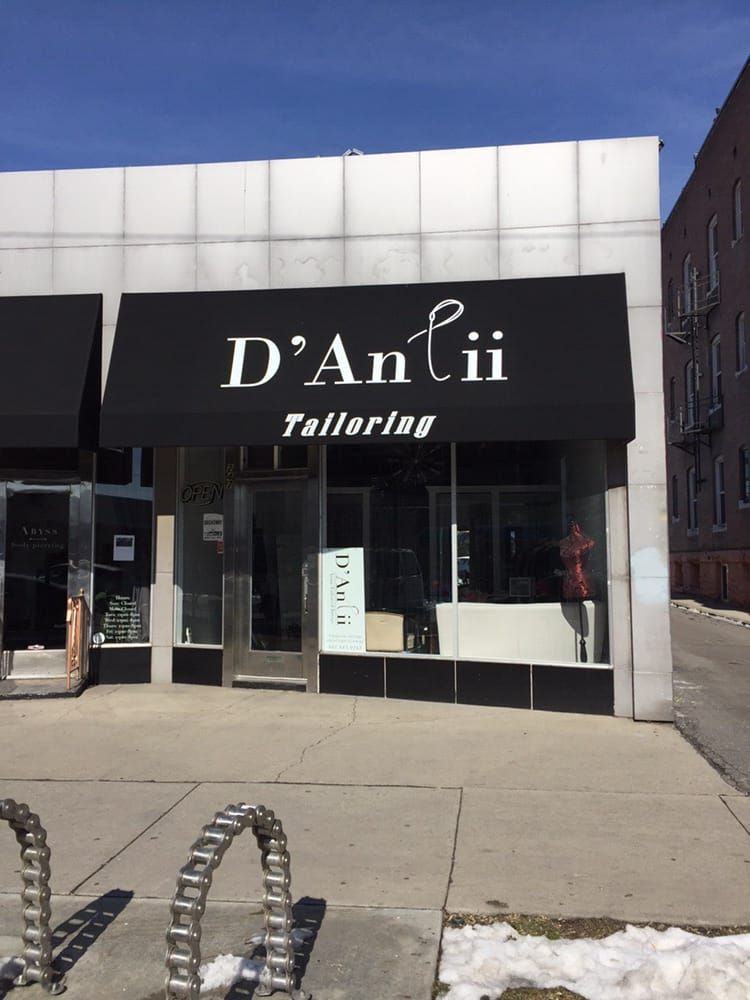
{"left": 165, "top": 802, "right": 309, "bottom": 1000}
{"left": 0, "top": 798, "right": 64, "bottom": 995}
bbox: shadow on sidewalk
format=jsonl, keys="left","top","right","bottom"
{"left": 224, "top": 896, "right": 327, "bottom": 999}
{"left": 52, "top": 889, "right": 134, "bottom": 978}
{"left": 0, "top": 890, "right": 133, "bottom": 998}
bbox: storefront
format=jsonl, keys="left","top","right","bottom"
{"left": 0, "top": 138, "right": 671, "bottom": 717}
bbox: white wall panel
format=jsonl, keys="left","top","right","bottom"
{"left": 270, "top": 157, "right": 343, "bottom": 239}
{"left": 125, "top": 164, "right": 196, "bottom": 244}
{"left": 420, "top": 147, "right": 497, "bottom": 233}
{"left": 124, "top": 243, "right": 196, "bottom": 292}
{"left": 344, "top": 152, "right": 420, "bottom": 237}
{"left": 196, "top": 161, "right": 269, "bottom": 242}
{"left": 54, "top": 168, "right": 124, "bottom": 247}
{"left": 579, "top": 220, "right": 661, "bottom": 307}
{"left": 270, "top": 238, "right": 344, "bottom": 288}
{"left": 499, "top": 226, "right": 578, "bottom": 279}
{"left": 0, "top": 247, "right": 53, "bottom": 293}
{"left": 196, "top": 241, "right": 270, "bottom": 290}
{"left": 629, "top": 392, "right": 669, "bottom": 487}
{"left": 627, "top": 306, "right": 663, "bottom": 395}
{"left": 52, "top": 245, "right": 123, "bottom": 325}
{"left": 421, "top": 231, "right": 498, "bottom": 282}
{"left": 345, "top": 235, "right": 420, "bottom": 285}
{"left": 499, "top": 141, "right": 577, "bottom": 229}
{"left": 579, "top": 137, "right": 660, "bottom": 224}
{"left": 0, "top": 171, "right": 53, "bottom": 248}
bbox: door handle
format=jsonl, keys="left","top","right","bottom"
{"left": 302, "top": 562, "right": 310, "bottom": 615}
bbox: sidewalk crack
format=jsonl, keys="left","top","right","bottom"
{"left": 68, "top": 782, "right": 201, "bottom": 893}
{"left": 720, "top": 794, "right": 750, "bottom": 838}
{"left": 274, "top": 698, "right": 358, "bottom": 781}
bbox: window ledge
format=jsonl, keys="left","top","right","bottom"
{"left": 736, "top": 366, "right": 748, "bottom": 377}
{"left": 671, "top": 516, "right": 680, "bottom": 524}
{"left": 712, "top": 524, "right": 727, "bottom": 533}
{"left": 739, "top": 501, "right": 750, "bottom": 510}
{"left": 687, "top": 528, "right": 699, "bottom": 537}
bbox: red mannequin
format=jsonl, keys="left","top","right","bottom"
{"left": 559, "top": 519, "right": 595, "bottom": 601}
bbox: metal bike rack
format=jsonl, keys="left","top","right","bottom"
{"left": 165, "top": 802, "right": 309, "bottom": 1000}
{"left": 0, "top": 798, "right": 64, "bottom": 994}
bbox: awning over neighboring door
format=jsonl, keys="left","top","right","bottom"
{"left": 101, "top": 274, "right": 635, "bottom": 447}
{"left": 0, "top": 294, "right": 102, "bottom": 448}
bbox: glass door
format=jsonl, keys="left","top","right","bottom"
{"left": 226, "top": 478, "right": 318, "bottom": 686}
{"left": 0, "top": 480, "right": 92, "bottom": 678}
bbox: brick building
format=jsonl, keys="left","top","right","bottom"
{"left": 662, "top": 58, "right": 750, "bottom": 607}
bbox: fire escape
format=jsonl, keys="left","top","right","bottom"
{"left": 665, "top": 265, "right": 722, "bottom": 493}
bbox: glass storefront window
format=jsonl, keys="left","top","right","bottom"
{"left": 323, "top": 440, "right": 610, "bottom": 665}
{"left": 93, "top": 448, "right": 153, "bottom": 644}
{"left": 326, "top": 443, "right": 451, "bottom": 654}
{"left": 451, "top": 441, "right": 609, "bottom": 664}
{"left": 175, "top": 448, "right": 226, "bottom": 645}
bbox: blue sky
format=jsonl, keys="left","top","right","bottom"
{"left": 1, "top": 1, "right": 748, "bottom": 217}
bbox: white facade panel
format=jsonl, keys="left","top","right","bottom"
{"left": 498, "top": 141, "right": 578, "bottom": 229}
{"left": 196, "top": 160, "right": 269, "bottom": 242}
{"left": 53, "top": 168, "right": 124, "bottom": 247}
{"left": 197, "top": 240, "right": 270, "bottom": 291}
{"left": 52, "top": 244, "right": 123, "bottom": 325}
{"left": 270, "top": 238, "right": 344, "bottom": 287}
{"left": 125, "top": 164, "right": 196, "bottom": 245}
{"left": 421, "top": 230, "right": 499, "bottom": 282}
{"left": 270, "top": 157, "right": 344, "bottom": 239}
{"left": 499, "top": 225, "right": 579, "bottom": 279}
{"left": 344, "top": 235, "right": 420, "bottom": 285}
{"left": 0, "top": 247, "right": 53, "bottom": 294}
{"left": 578, "top": 136, "right": 660, "bottom": 225}
{"left": 420, "top": 146, "right": 498, "bottom": 233}
{"left": 0, "top": 170, "right": 53, "bottom": 249}
{"left": 344, "top": 151, "right": 420, "bottom": 237}
{"left": 579, "top": 220, "right": 662, "bottom": 308}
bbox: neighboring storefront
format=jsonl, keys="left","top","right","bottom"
{"left": 0, "top": 138, "right": 671, "bottom": 718}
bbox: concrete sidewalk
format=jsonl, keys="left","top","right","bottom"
{"left": 1, "top": 684, "right": 749, "bottom": 999}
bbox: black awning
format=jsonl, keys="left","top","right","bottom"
{"left": 101, "top": 274, "right": 634, "bottom": 447}
{"left": 0, "top": 294, "right": 102, "bottom": 449}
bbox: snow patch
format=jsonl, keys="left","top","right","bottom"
{"left": 199, "top": 954, "right": 263, "bottom": 991}
{"left": 439, "top": 922, "right": 750, "bottom": 1000}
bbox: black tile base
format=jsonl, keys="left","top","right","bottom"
{"left": 90, "top": 646, "right": 151, "bottom": 684}
{"left": 319, "top": 654, "right": 385, "bottom": 697}
{"left": 173, "top": 647, "right": 223, "bottom": 686}
{"left": 457, "top": 661, "right": 531, "bottom": 708}
{"left": 385, "top": 657, "right": 455, "bottom": 702}
{"left": 532, "top": 664, "right": 614, "bottom": 715}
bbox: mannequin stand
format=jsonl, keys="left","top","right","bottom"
{"left": 578, "top": 599, "right": 588, "bottom": 663}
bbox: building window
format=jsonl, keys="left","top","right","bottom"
{"left": 93, "top": 448, "right": 154, "bottom": 644}
{"left": 737, "top": 312, "right": 747, "bottom": 373}
{"left": 666, "top": 279, "right": 674, "bottom": 326}
{"left": 713, "top": 457, "right": 726, "bottom": 528}
{"left": 739, "top": 446, "right": 750, "bottom": 504}
{"left": 681, "top": 254, "right": 693, "bottom": 316}
{"left": 324, "top": 440, "right": 610, "bottom": 665}
{"left": 175, "top": 448, "right": 226, "bottom": 646}
{"left": 733, "top": 179, "right": 743, "bottom": 242}
{"left": 721, "top": 564, "right": 729, "bottom": 602}
{"left": 687, "top": 466, "right": 698, "bottom": 531}
{"left": 707, "top": 215, "right": 719, "bottom": 291}
{"left": 671, "top": 474, "right": 679, "bottom": 520}
{"left": 684, "top": 359, "right": 698, "bottom": 427}
{"left": 669, "top": 377, "right": 677, "bottom": 421}
{"left": 710, "top": 334, "right": 722, "bottom": 408}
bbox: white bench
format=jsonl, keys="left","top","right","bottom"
{"left": 435, "top": 600, "right": 605, "bottom": 663}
